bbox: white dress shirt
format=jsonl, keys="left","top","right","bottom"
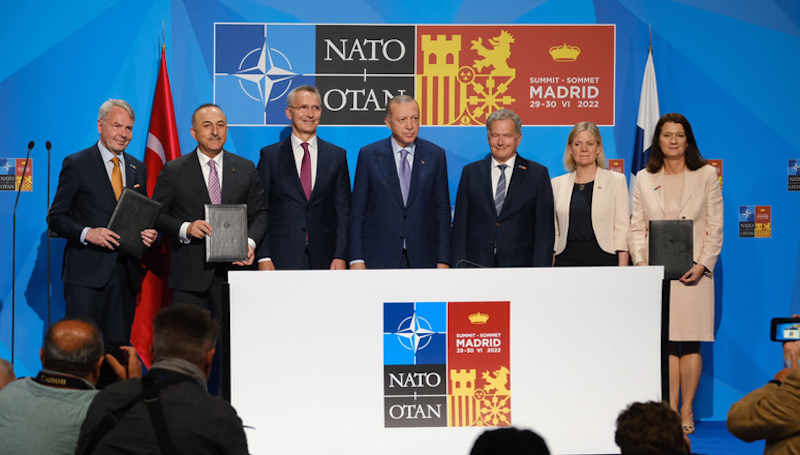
{"left": 179, "top": 150, "right": 252, "bottom": 248}
{"left": 490, "top": 154, "right": 516, "bottom": 199}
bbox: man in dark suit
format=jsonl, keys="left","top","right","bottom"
{"left": 153, "top": 104, "right": 266, "bottom": 311}
{"left": 451, "top": 109, "right": 554, "bottom": 267}
{"left": 256, "top": 85, "right": 350, "bottom": 270}
{"left": 350, "top": 95, "right": 450, "bottom": 269}
{"left": 49, "top": 99, "right": 157, "bottom": 345}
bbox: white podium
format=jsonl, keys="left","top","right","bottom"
{"left": 229, "top": 266, "right": 663, "bottom": 455}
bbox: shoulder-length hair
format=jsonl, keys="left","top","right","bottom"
{"left": 563, "top": 121, "right": 607, "bottom": 171}
{"left": 646, "top": 113, "right": 706, "bottom": 173}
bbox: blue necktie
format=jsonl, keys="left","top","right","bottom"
{"left": 495, "top": 164, "right": 508, "bottom": 215}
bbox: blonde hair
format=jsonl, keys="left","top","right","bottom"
{"left": 563, "top": 121, "right": 606, "bottom": 171}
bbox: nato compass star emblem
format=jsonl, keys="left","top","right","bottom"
{"left": 229, "top": 37, "right": 298, "bottom": 109}
{"left": 395, "top": 313, "right": 436, "bottom": 353}
{"left": 789, "top": 160, "right": 800, "bottom": 176}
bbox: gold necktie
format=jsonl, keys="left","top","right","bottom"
{"left": 111, "top": 157, "right": 123, "bottom": 200}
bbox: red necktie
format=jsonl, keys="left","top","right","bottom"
{"left": 300, "top": 142, "right": 312, "bottom": 200}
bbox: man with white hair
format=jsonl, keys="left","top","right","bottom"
{"left": 48, "top": 99, "right": 157, "bottom": 346}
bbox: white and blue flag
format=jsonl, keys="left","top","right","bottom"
{"left": 632, "top": 48, "right": 660, "bottom": 188}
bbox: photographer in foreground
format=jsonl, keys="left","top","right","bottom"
{"left": 728, "top": 318, "right": 800, "bottom": 454}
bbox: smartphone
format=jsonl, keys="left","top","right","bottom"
{"left": 771, "top": 318, "right": 800, "bottom": 341}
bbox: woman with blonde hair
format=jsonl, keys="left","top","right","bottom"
{"left": 551, "top": 121, "right": 630, "bottom": 266}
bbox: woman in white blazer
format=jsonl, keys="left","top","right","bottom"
{"left": 629, "top": 113, "right": 723, "bottom": 435}
{"left": 551, "top": 122, "right": 630, "bottom": 266}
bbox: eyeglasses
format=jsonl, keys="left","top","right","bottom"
{"left": 289, "top": 104, "right": 322, "bottom": 113}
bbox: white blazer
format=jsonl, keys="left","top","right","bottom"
{"left": 551, "top": 167, "right": 630, "bottom": 255}
{"left": 627, "top": 165, "right": 723, "bottom": 271}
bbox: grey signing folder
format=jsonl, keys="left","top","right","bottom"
{"left": 648, "top": 219, "right": 693, "bottom": 281}
{"left": 205, "top": 204, "right": 248, "bottom": 262}
{"left": 107, "top": 188, "right": 161, "bottom": 260}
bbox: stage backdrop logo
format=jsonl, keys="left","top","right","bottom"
{"left": 214, "top": 24, "right": 614, "bottom": 126}
{"left": 708, "top": 159, "right": 723, "bottom": 189}
{"left": 0, "top": 158, "right": 32, "bottom": 191}
{"left": 214, "top": 23, "right": 414, "bottom": 126}
{"left": 383, "top": 301, "right": 510, "bottom": 428}
{"left": 607, "top": 159, "right": 624, "bottom": 174}
{"left": 789, "top": 159, "right": 800, "bottom": 191}
{"left": 739, "top": 205, "right": 771, "bottom": 238}
{"left": 417, "top": 25, "right": 614, "bottom": 126}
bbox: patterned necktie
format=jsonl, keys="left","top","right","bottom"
{"left": 300, "top": 142, "right": 312, "bottom": 200}
{"left": 495, "top": 164, "right": 508, "bottom": 215}
{"left": 207, "top": 159, "right": 221, "bottom": 204}
{"left": 398, "top": 148, "right": 411, "bottom": 205}
{"left": 111, "top": 157, "right": 123, "bottom": 200}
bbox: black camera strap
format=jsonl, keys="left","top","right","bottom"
{"left": 142, "top": 372, "right": 182, "bottom": 455}
{"left": 76, "top": 372, "right": 192, "bottom": 455}
{"left": 34, "top": 371, "right": 94, "bottom": 390}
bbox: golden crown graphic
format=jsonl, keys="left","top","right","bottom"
{"left": 468, "top": 312, "right": 490, "bottom": 324}
{"left": 549, "top": 43, "right": 581, "bottom": 62}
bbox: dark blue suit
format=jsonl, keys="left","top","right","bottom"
{"left": 48, "top": 144, "right": 148, "bottom": 343}
{"left": 451, "top": 154, "right": 554, "bottom": 267}
{"left": 350, "top": 137, "right": 450, "bottom": 268}
{"left": 256, "top": 137, "right": 350, "bottom": 269}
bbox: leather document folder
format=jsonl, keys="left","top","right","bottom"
{"left": 205, "top": 204, "right": 248, "bottom": 262}
{"left": 107, "top": 188, "right": 161, "bottom": 259}
{"left": 648, "top": 219, "right": 693, "bottom": 281}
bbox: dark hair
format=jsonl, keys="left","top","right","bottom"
{"left": 615, "top": 401, "right": 689, "bottom": 454}
{"left": 191, "top": 103, "right": 224, "bottom": 125}
{"left": 470, "top": 427, "right": 550, "bottom": 455}
{"left": 646, "top": 113, "right": 706, "bottom": 173}
{"left": 153, "top": 304, "right": 218, "bottom": 367}
{"left": 42, "top": 319, "right": 104, "bottom": 378}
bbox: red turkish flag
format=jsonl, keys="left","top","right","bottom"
{"left": 131, "top": 45, "right": 181, "bottom": 367}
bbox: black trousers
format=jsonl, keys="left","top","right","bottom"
{"left": 64, "top": 260, "right": 135, "bottom": 346}
{"left": 171, "top": 268, "right": 229, "bottom": 397}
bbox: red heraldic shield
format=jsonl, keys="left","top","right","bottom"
{"left": 130, "top": 46, "right": 182, "bottom": 367}
{"left": 447, "top": 301, "right": 510, "bottom": 427}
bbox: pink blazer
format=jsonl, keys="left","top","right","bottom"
{"left": 551, "top": 167, "right": 630, "bottom": 255}
{"left": 628, "top": 164, "right": 723, "bottom": 271}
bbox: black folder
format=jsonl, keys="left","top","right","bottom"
{"left": 205, "top": 204, "right": 248, "bottom": 262}
{"left": 649, "top": 220, "right": 693, "bottom": 280}
{"left": 107, "top": 188, "right": 161, "bottom": 259}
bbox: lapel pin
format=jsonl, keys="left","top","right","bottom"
{"left": 653, "top": 185, "right": 662, "bottom": 191}
{"left": 420, "top": 160, "right": 425, "bottom": 165}
{"left": 130, "top": 163, "right": 136, "bottom": 169}
{"left": 133, "top": 183, "right": 141, "bottom": 188}
{"left": 518, "top": 164, "right": 527, "bottom": 170}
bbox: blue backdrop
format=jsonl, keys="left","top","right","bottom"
{"left": 1, "top": 0, "right": 798, "bottom": 421}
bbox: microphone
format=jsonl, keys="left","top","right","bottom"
{"left": 11, "top": 140, "right": 36, "bottom": 364}
{"left": 455, "top": 258, "right": 488, "bottom": 268}
{"left": 45, "top": 140, "right": 52, "bottom": 329}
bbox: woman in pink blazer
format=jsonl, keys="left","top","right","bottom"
{"left": 629, "top": 113, "right": 723, "bottom": 435}
{"left": 551, "top": 122, "right": 630, "bottom": 266}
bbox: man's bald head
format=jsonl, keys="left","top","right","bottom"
{"left": 41, "top": 320, "right": 104, "bottom": 379}
{"left": 0, "top": 359, "right": 15, "bottom": 390}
